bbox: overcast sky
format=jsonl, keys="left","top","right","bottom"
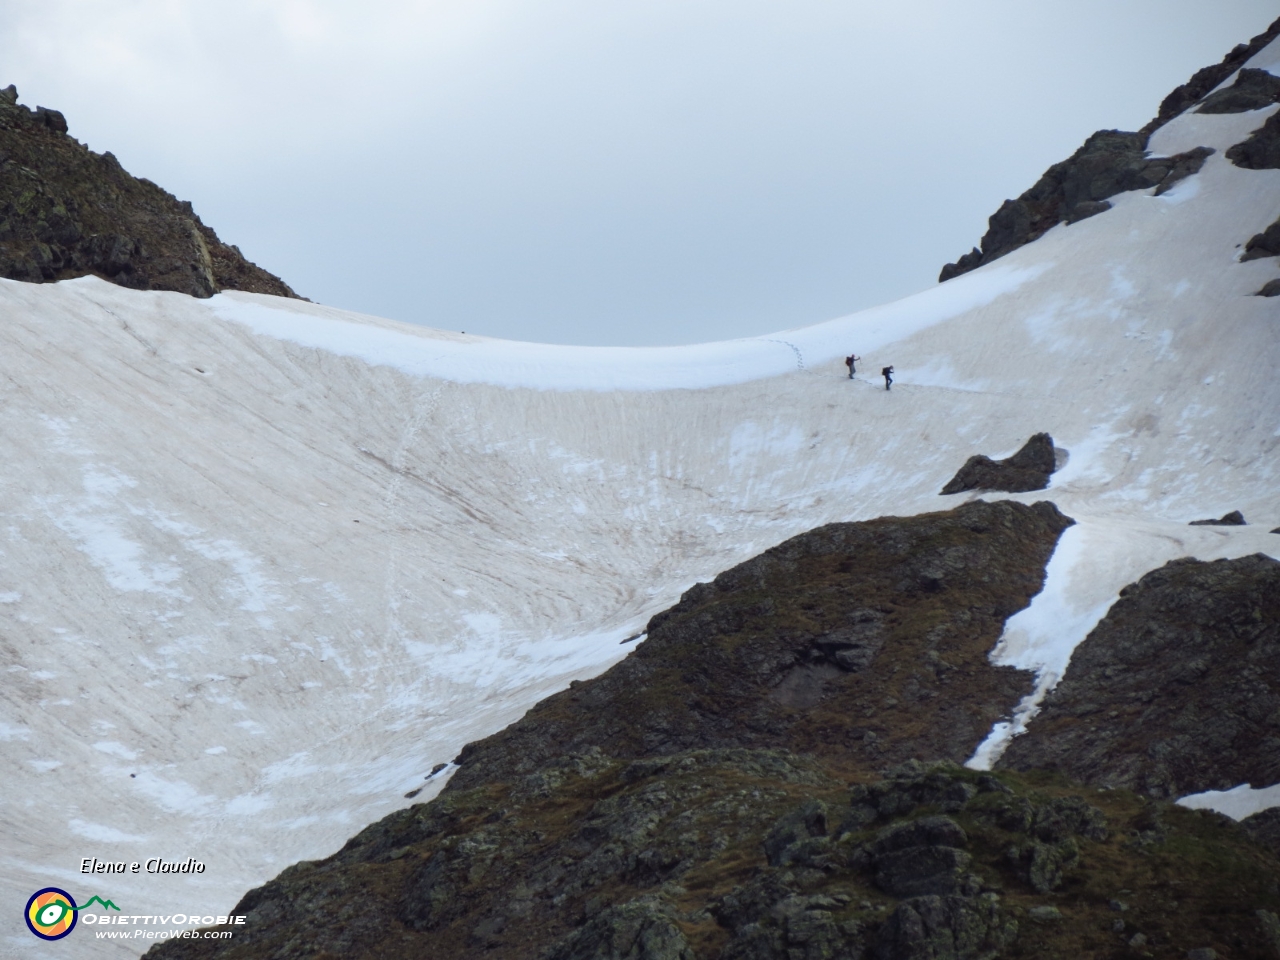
{"left": 1, "top": 1, "right": 1275, "bottom": 345}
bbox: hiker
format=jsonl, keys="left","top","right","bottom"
{"left": 844, "top": 354, "right": 861, "bottom": 379}
{"left": 882, "top": 366, "right": 894, "bottom": 391}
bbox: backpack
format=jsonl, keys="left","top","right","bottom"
{"left": 845, "top": 356, "right": 853, "bottom": 367}
{"left": 882, "top": 367, "right": 892, "bottom": 377}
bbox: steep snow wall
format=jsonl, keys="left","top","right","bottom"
{"left": 2, "top": 42, "right": 1280, "bottom": 959}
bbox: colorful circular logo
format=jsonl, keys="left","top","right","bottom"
{"left": 25, "top": 888, "right": 78, "bottom": 940}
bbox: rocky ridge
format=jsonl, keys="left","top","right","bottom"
{"left": 1142, "top": 19, "right": 1280, "bottom": 134}
{"left": 0, "top": 84, "right": 297, "bottom": 299}
{"left": 938, "top": 15, "right": 1280, "bottom": 283}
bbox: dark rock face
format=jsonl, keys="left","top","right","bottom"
{"left": 1227, "top": 111, "right": 1280, "bottom": 170}
{"left": 1242, "top": 216, "right": 1280, "bottom": 260}
{"left": 1258, "top": 278, "right": 1280, "bottom": 297}
{"left": 1196, "top": 68, "right": 1280, "bottom": 114}
{"left": 0, "top": 84, "right": 298, "bottom": 299}
{"left": 1189, "top": 510, "right": 1247, "bottom": 526}
{"left": 999, "top": 554, "right": 1280, "bottom": 799}
{"left": 1142, "top": 17, "right": 1280, "bottom": 134}
{"left": 445, "top": 500, "right": 1073, "bottom": 794}
{"left": 939, "top": 433, "right": 1057, "bottom": 496}
{"left": 938, "top": 135, "right": 1213, "bottom": 282}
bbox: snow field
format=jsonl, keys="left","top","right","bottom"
{"left": 2, "top": 55, "right": 1280, "bottom": 956}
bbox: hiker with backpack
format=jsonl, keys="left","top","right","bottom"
{"left": 882, "top": 366, "right": 894, "bottom": 391}
{"left": 844, "top": 354, "right": 861, "bottom": 379}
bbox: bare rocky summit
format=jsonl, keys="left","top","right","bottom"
{"left": 0, "top": 84, "right": 298, "bottom": 299}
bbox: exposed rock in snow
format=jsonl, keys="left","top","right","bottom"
{"left": 1227, "top": 111, "right": 1280, "bottom": 168}
{"left": 1241, "top": 213, "right": 1280, "bottom": 259}
{"left": 938, "top": 137, "right": 1215, "bottom": 282}
{"left": 1196, "top": 68, "right": 1280, "bottom": 114}
{"left": 998, "top": 554, "right": 1280, "bottom": 800}
{"left": 1190, "top": 510, "right": 1248, "bottom": 526}
{"left": 939, "top": 433, "right": 1056, "bottom": 496}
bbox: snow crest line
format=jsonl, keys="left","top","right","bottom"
{"left": 206, "top": 262, "right": 1046, "bottom": 392}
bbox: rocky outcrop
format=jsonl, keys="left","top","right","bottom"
{"left": 0, "top": 84, "right": 297, "bottom": 298}
{"left": 1195, "top": 68, "right": 1280, "bottom": 114}
{"left": 1141, "top": 16, "right": 1280, "bottom": 134}
{"left": 1223, "top": 106, "right": 1280, "bottom": 168}
{"left": 938, "top": 135, "right": 1213, "bottom": 282}
{"left": 1189, "top": 510, "right": 1247, "bottom": 526}
{"left": 444, "top": 500, "right": 1073, "bottom": 794}
{"left": 1242, "top": 216, "right": 1280, "bottom": 261}
{"left": 999, "top": 554, "right": 1280, "bottom": 799}
{"left": 938, "top": 16, "right": 1280, "bottom": 283}
{"left": 1227, "top": 111, "right": 1280, "bottom": 170}
{"left": 145, "top": 758, "right": 1280, "bottom": 960}
{"left": 1257, "top": 278, "right": 1280, "bottom": 297}
{"left": 939, "top": 433, "right": 1057, "bottom": 496}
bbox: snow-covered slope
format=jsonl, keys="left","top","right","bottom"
{"left": 3, "top": 45, "right": 1280, "bottom": 958}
